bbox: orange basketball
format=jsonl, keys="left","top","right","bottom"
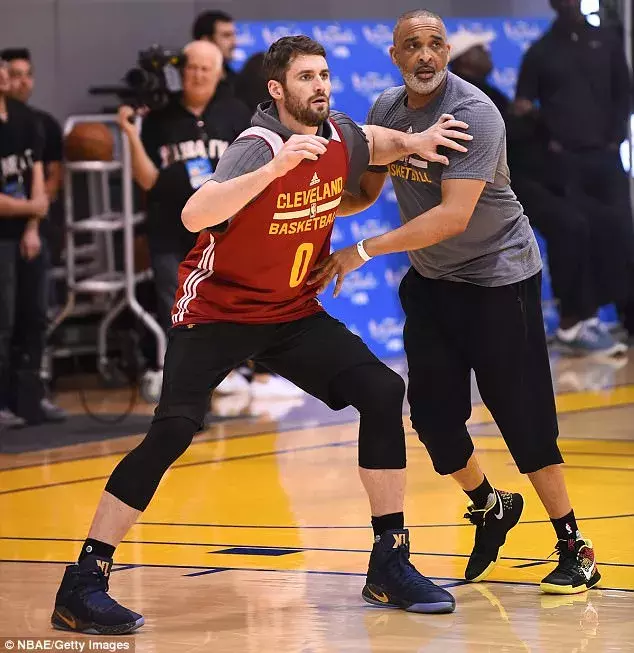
{"left": 64, "top": 122, "right": 115, "bottom": 162}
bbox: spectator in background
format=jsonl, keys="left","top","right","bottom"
{"left": 1, "top": 49, "right": 64, "bottom": 207}
{"left": 515, "top": 0, "right": 634, "bottom": 348}
{"left": 449, "top": 29, "right": 627, "bottom": 356}
{"left": 192, "top": 10, "right": 238, "bottom": 97}
{"left": 1, "top": 47, "right": 68, "bottom": 420}
{"left": 448, "top": 30, "right": 509, "bottom": 118}
{"left": 0, "top": 56, "right": 50, "bottom": 428}
{"left": 116, "top": 41, "right": 251, "bottom": 335}
{"left": 234, "top": 52, "right": 269, "bottom": 113}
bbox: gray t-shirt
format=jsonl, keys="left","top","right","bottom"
{"left": 367, "top": 73, "right": 542, "bottom": 286}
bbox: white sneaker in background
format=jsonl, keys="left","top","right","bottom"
{"left": 215, "top": 371, "right": 251, "bottom": 395}
{"left": 0, "top": 408, "right": 26, "bottom": 429}
{"left": 249, "top": 397, "right": 305, "bottom": 420}
{"left": 250, "top": 375, "right": 305, "bottom": 399}
{"left": 211, "top": 393, "right": 251, "bottom": 417}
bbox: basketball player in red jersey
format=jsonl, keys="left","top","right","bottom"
{"left": 51, "top": 36, "right": 472, "bottom": 634}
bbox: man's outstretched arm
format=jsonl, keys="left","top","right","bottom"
{"left": 311, "top": 178, "right": 485, "bottom": 296}
{"left": 363, "top": 114, "right": 471, "bottom": 166}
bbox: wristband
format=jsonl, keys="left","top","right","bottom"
{"left": 356, "top": 240, "right": 373, "bottom": 262}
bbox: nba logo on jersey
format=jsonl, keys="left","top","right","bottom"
{"left": 310, "top": 202, "right": 317, "bottom": 218}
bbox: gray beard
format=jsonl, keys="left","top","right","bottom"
{"left": 402, "top": 67, "right": 448, "bottom": 95}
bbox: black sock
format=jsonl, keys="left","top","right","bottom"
{"left": 465, "top": 477, "right": 495, "bottom": 509}
{"left": 78, "top": 538, "right": 116, "bottom": 563}
{"left": 551, "top": 510, "right": 579, "bottom": 541}
{"left": 371, "top": 512, "right": 404, "bottom": 537}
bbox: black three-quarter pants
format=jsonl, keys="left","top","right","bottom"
{"left": 400, "top": 268, "right": 563, "bottom": 475}
{"left": 105, "top": 311, "right": 408, "bottom": 511}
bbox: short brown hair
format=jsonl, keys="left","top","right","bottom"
{"left": 263, "top": 36, "right": 326, "bottom": 85}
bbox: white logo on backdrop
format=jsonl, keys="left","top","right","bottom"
{"left": 351, "top": 72, "right": 397, "bottom": 103}
{"left": 362, "top": 24, "right": 394, "bottom": 55}
{"left": 314, "top": 24, "right": 356, "bottom": 58}
{"left": 262, "top": 25, "right": 301, "bottom": 46}
{"left": 491, "top": 67, "right": 517, "bottom": 96}
{"left": 503, "top": 21, "right": 544, "bottom": 52}
{"left": 369, "top": 317, "right": 404, "bottom": 351}
{"left": 236, "top": 26, "right": 256, "bottom": 47}
{"left": 384, "top": 266, "right": 409, "bottom": 288}
{"left": 350, "top": 218, "right": 392, "bottom": 240}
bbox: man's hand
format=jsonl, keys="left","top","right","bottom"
{"left": 307, "top": 244, "right": 366, "bottom": 297}
{"left": 408, "top": 114, "right": 472, "bottom": 165}
{"left": 20, "top": 221, "right": 41, "bottom": 260}
{"left": 29, "top": 195, "right": 49, "bottom": 220}
{"left": 268, "top": 134, "right": 329, "bottom": 178}
{"left": 117, "top": 105, "right": 139, "bottom": 135}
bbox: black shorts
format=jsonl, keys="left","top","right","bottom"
{"left": 400, "top": 269, "right": 562, "bottom": 475}
{"left": 154, "top": 311, "right": 381, "bottom": 425}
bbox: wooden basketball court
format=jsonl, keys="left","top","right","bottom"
{"left": 1, "top": 354, "right": 633, "bottom": 651}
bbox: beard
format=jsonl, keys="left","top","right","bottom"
{"left": 283, "top": 91, "right": 330, "bottom": 127}
{"left": 401, "top": 66, "right": 448, "bottom": 95}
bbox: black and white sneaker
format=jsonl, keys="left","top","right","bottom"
{"left": 540, "top": 538, "right": 601, "bottom": 595}
{"left": 464, "top": 490, "right": 524, "bottom": 582}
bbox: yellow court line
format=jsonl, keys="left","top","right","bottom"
{"left": 468, "top": 383, "right": 634, "bottom": 426}
{"left": 1, "top": 384, "right": 633, "bottom": 493}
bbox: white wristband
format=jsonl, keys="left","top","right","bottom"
{"left": 356, "top": 240, "right": 373, "bottom": 262}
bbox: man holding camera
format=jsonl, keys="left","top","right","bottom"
{"left": 117, "top": 40, "right": 251, "bottom": 333}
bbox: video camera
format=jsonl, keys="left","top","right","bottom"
{"left": 90, "top": 45, "right": 185, "bottom": 110}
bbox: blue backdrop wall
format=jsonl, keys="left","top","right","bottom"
{"left": 234, "top": 17, "right": 602, "bottom": 357}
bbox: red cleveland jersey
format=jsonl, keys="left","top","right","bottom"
{"left": 171, "top": 120, "right": 349, "bottom": 325}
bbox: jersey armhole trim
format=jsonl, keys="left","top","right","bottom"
{"left": 236, "top": 127, "right": 284, "bottom": 156}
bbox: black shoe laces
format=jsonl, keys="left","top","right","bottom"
{"left": 76, "top": 568, "right": 110, "bottom": 598}
{"left": 549, "top": 540, "right": 578, "bottom": 573}
{"left": 464, "top": 507, "right": 486, "bottom": 527}
{"left": 385, "top": 543, "right": 433, "bottom": 588}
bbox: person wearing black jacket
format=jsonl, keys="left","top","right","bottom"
{"left": 117, "top": 40, "right": 251, "bottom": 333}
{"left": 449, "top": 27, "right": 628, "bottom": 356}
{"left": 0, "top": 56, "right": 50, "bottom": 428}
{"left": 515, "top": 0, "right": 634, "bottom": 345}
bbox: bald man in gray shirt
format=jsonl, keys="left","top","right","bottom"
{"left": 310, "top": 10, "right": 601, "bottom": 596}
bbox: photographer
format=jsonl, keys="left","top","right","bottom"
{"left": 0, "top": 56, "right": 49, "bottom": 428}
{"left": 117, "top": 40, "right": 251, "bottom": 332}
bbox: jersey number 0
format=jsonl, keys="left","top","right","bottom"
{"left": 289, "top": 243, "right": 314, "bottom": 288}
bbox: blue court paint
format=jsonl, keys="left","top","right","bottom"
{"left": 183, "top": 568, "right": 228, "bottom": 577}
{"left": 212, "top": 547, "right": 301, "bottom": 556}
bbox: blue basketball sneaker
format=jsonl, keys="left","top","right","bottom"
{"left": 51, "top": 555, "right": 144, "bottom": 635}
{"left": 362, "top": 529, "right": 455, "bottom": 614}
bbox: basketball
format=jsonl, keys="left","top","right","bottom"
{"left": 64, "top": 122, "right": 114, "bottom": 162}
